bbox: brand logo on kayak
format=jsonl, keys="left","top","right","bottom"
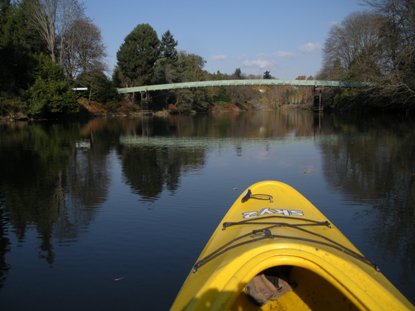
{"left": 242, "top": 208, "right": 304, "bottom": 219}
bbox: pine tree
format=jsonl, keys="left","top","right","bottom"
{"left": 153, "top": 30, "right": 179, "bottom": 84}
{"left": 263, "top": 71, "right": 272, "bottom": 79}
{"left": 116, "top": 23, "right": 160, "bottom": 86}
{"left": 160, "top": 30, "right": 178, "bottom": 62}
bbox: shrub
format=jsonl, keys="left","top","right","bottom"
{"left": 27, "top": 54, "right": 78, "bottom": 117}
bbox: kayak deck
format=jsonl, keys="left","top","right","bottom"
{"left": 171, "top": 180, "right": 414, "bottom": 310}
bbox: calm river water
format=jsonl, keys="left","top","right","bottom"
{"left": 0, "top": 110, "right": 414, "bottom": 309}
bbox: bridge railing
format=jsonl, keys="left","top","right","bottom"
{"left": 117, "top": 79, "right": 372, "bottom": 94}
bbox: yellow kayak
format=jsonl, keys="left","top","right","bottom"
{"left": 171, "top": 180, "right": 414, "bottom": 310}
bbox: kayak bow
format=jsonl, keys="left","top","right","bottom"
{"left": 171, "top": 180, "right": 414, "bottom": 310}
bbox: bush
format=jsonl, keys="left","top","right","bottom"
{"left": 27, "top": 54, "right": 78, "bottom": 117}
{"left": 76, "top": 70, "right": 119, "bottom": 104}
{"left": 0, "top": 94, "right": 26, "bottom": 116}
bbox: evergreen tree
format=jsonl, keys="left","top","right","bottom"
{"left": 153, "top": 30, "right": 179, "bottom": 84}
{"left": 0, "top": 1, "right": 41, "bottom": 95}
{"left": 233, "top": 68, "right": 242, "bottom": 79}
{"left": 116, "top": 23, "right": 160, "bottom": 86}
{"left": 160, "top": 30, "right": 178, "bottom": 62}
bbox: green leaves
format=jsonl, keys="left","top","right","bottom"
{"left": 116, "top": 23, "right": 160, "bottom": 86}
{"left": 28, "top": 54, "right": 77, "bottom": 116}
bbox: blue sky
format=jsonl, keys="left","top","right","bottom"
{"left": 85, "top": 0, "right": 368, "bottom": 79}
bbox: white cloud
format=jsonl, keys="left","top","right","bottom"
{"left": 299, "top": 42, "right": 321, "bottom": 53}
{"left": 275, "top": 51, "right": 293, "bottom": 58}
{"left": 242, "top": 57, "right": 274, "bottom": 69}
{"left": 212, "top": 54, "right": 227, "bottom": 61}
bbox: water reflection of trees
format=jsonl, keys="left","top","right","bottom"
{"left": 119, "top": 145, "right": 205, "bottom": 201}
{"left": 130, "top": 110, "right": 324, "bottom": 139}
{"left": 57, "top": 146, "right": 109, "bottom": 243}
{"left": 0, "top": 122, "right": 111, "bottom": 267}
{"left": 118, "top": 110, "right": 328, "bottom": 201}
{"left": 0, "top": 198, "right": 10, "bottom": 288}
{"left": 319, "top": 115, "right": 415, "bottom": 290}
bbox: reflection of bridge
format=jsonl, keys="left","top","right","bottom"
{"left": 119, "top": 134, "right": 336, "bottom": 148}
{"left": 117, "top": 79, "right": 370, "bottom": 94}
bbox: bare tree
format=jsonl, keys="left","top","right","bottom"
{"left": 321, "top": 12, "right": 383, "bottom": 81}
{"left": 63, "top": 18, "right": 106, "bottom": 80}
{"left": 320, "top": 0, "right": 415, "bottom": 111}
{"left": 26, "top": 0, "right": 107, "bottom": 81}
{"left": 27, "top": 0, "right": 83, "bottom": 64}
{"left": 57, "top": 0, "right": 83, "bottom": 66}
{"left": 27, "top": 0, "right": 58, "bottom": 62}
{"left": 364, "top": 0, "right": 415, "bottom": 107}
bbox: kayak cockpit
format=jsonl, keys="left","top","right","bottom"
{"left": 234, "top": 265, "right": 359, "bottom": 311}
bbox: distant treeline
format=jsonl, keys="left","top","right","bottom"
{"left": 1, "top": 0, "right": 414, "bottom": 118}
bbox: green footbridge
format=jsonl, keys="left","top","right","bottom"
{"left": 117, "top": 79, "right": 370, "bottom": 94}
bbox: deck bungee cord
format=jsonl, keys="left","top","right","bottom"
{"left": 193, "top": 218, "right": 379, "bottom": 272}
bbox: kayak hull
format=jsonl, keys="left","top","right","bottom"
{"left": 171, "top": 180, "right": 413, "bottom": 310}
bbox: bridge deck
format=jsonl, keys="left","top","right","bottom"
{"left": 117, "top": 79, "right": 370, "bottom": 94}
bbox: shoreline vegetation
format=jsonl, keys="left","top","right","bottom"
{"left": 0, "top": 98, "right": 314, "bottom": 124}
{"left": 1, "top": 0, "right": 414, "bottom": 121}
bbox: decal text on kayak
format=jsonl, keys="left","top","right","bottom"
{"left": 242, "top": 208, "right": 304, "bottom": 219}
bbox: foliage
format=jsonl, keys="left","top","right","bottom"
{"left": 214, "top": 87, "right": 231, "bottom": 103}
{"left": 25, "top": 0, "right": 84, "bottom": 64}
{"left": 153, "top": 31, "right": 179, "bottom": 85}
{"left": 321, "top": 12, "right": 383, "bottom": 81}
{"left": 0, "top": 1, "right": 43, "bottom": 95}
{"left": 160, "top": 30, "right": 178, "bottom": 61}
{"left": 0, "top": 0, "right": 107, "bottom": 118}
{"left": 172, "top": 51, "right": 211, "bottom": 112}
{"left": 76, "top": 70, "right": 119, "bottom": 104}
{"left": 320, "top": 1, "right": 415, "bottom": 112}
{"left": 62, "top": 17, "right": 106, "bottom": 81}
{"left": 116, "top": 23, "right": 160, "bottom": 86}
{"left": 27, "top": 54, "right": 77, "bottom": 116}
{"left": 0, "top": 95, "right": 26, "bottom": 116}
{"left": 233, "top": 68, "right": 243, "bottom": 79}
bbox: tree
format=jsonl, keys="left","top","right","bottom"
{"left": 177, "top": 51, "right": 206, "bottom": 82}
{"left": 365, "top": 0, "right": 415, "bottom": 109}
{"left": 28, "top": 54, "right": 77, "bottom": 116}
{"left": 116, "top": 23, "right": 160, "bottom": 86}
{"left": 0, "top": 0, "right": 11, "bottom": 34}
{"left": 173, "top": 51, "right": 208, "bottom": 112}
{"left": 26, "top": 0, "right": 57, "bottom": 62}
{"left": 153, "top": 30, "right": 179, "bottom": 84}
{"left": 321, "top": 12, "right": 383, "bottom": 81}
{"left": 76, "top": 70, "right": 118, "bottom": 104}
{"left": 62, "top": 18, "right": 106, "bottom": 81}
{"left": 160, "top": 30, "right": 178, "bottom": 62}
{"left": 150, "top": 30, "right": 180, "bottom": 108}
{"left": 26, "top": 0, "right": 83, "bottom": 64}
{"left": 232, "top": 68, "right": 242, "bottom": 79}
{"left": 263, "top": 70, "right": 272, "bottom": 79}
{"left": 0, "top": 1, "right": 45, "bottom": 94}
